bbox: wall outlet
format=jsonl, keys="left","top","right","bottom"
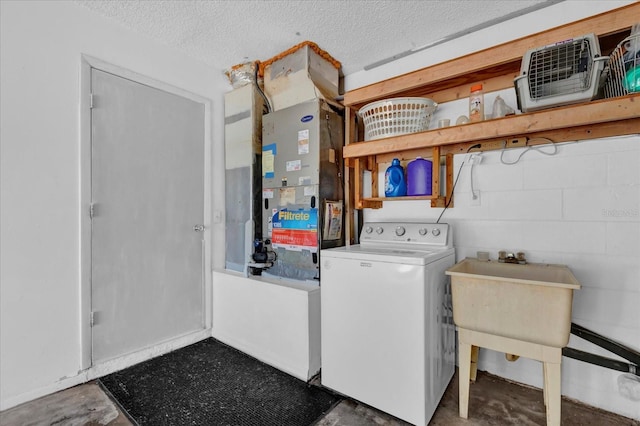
{"left": 469, "top": 154, "right": 483, "bottom": 165}
{"left": 505, "top": 137, "right": 527, "bottom": 148}
{"left": 473, "top": 137, "right": 529, "bottom": 152}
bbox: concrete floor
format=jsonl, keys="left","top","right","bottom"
{"left": 1, "top": 370, "right": 638, "bottom": 426}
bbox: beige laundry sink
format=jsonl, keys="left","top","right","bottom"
{"left": 446, "top": 258, "right": 581, "bottom": 348}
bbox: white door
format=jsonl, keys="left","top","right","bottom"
{"left": 90, "top": 68, "right": 205, "bottom": 363}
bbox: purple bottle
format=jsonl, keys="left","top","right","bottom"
{"left": 407, "top": 157, "right": 432, "bottom": 196}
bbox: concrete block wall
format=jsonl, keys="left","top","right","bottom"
{"left": 366, "top": 127, "right": 640, "bottom": 418}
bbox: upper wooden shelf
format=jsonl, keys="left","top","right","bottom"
{"left": 343, "top": 3, "right": 639, "bottom": 110}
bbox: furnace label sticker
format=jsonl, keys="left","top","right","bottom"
{"left": 299, "top": 176, "right": 312, "bottom": 186}
{"left": 263, "top": 188, "right": 274, "bottom": 199}
{"left": 286, "top": 159, "right": 301, "bottom": 172}
{"left": 262, "top": 143, "right": 276, "bottom": 179}
{"left": 298, "top": 129, "right": 309, "bottom": 155}
{"left": 271, "top": 208, "right": 318, "bottom": 251}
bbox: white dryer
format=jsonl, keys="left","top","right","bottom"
{"left": 321, "top": 222, "right": 455, "bottom": 426}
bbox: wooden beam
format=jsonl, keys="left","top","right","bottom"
{"left": 441, "top": 118, "right": 640, "bottom": 156}
{"left": 431, "top": 146, "right": 441, "bottom": 200}
{"left": 370, "top": 156, "right": 379, "bottom": 199}
{"left": 344, "top": 107, "right": 355, "bottom": 245}
{"left": 343, "top": 95, "right": 640, "bottom": 158}
{"left": 354, "top": 157, "right": 364, "bottom": 210}
{"left": 377, "top": 149, "right": 432, "bottom": 164}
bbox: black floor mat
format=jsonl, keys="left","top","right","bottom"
{"left": 99, "top": 338, "right": 340, "bottom": 426}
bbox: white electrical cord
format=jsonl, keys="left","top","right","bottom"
{"left": 470, "top": 154, "right": 480, "bottom": 199}
{"left": 500, "top": 138, "right": 558, "bottom": 165}
{"left": 436, "top": 144, "right": 481, "bottom": 223}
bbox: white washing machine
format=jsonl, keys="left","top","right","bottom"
{"left": 321, "top": 222, "right": 455, "bottom": 426}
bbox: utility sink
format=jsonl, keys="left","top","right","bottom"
{"left": 446, "top": 258, "right": 581, "bottom": 348}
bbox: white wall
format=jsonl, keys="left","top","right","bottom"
{"left": 365, "top": 134, "right": 640, "bottom": 419}
{"left": 346, "top": 1, "right": 639, "bottom": 420}
{"left": 0, "top": 0, "right": 227, "bottom": 410}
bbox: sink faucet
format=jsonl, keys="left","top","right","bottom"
{"left": 498, "top": 251, "right": 527, "bottom": 264}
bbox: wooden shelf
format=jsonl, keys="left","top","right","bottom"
{"left": 351, "top": 145, "right": 453, "bottom": 210}
{"left": 344, "top": 95, "right": 640, "bottom": 159}
{"left": 340, "top": 3, "right": 640, "bottom": 242}
{"left": 365, "top": 195, "right": 435, "bottom": 202}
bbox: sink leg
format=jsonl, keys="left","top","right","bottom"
{"left": 459, "top": 340, "right": 472, "bottom": 419}
{"left": 470, "top": 345, "right": 479, "bottom": 382}
{"left": 544, "top": 361, "right": 561, "bottom": 426}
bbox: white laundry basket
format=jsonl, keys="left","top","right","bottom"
{"left": 603, "top": 30, "right": 640, "bottom": 98}
{"left": 358, "top": 97, "right": 437, "bottom": 141}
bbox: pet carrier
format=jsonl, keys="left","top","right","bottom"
{"left": 514, "top": 33, "right": 608, "bottom": 112}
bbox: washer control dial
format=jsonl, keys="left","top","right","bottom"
{"left": 365, "top": 226, "right": 373, "bottom": 234}
{"left": 432, "top": 228, "right": 441, "bottom": 237}
{"left": 395, "top": 226, "right": 406, "bottom": 236}
{"left": 418, "top": 228, "right": 428, "bottom": 236}
{"left": 376, "top": 227, "right": 384, "bottom": 234}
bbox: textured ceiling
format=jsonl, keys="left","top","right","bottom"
{"left": 74, "top": 0, "right": 558, "bottom": 76}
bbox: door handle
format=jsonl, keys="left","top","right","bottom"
{"left": 193, "top": 224, "right": 205, "bottom": 232}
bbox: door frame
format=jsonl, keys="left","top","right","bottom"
{"left": 79, "top": 55, "right": 212, "bottom": 370}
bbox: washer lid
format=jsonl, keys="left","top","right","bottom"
{"left": 321, "top": 245, "right": 454, "bottom": 265}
